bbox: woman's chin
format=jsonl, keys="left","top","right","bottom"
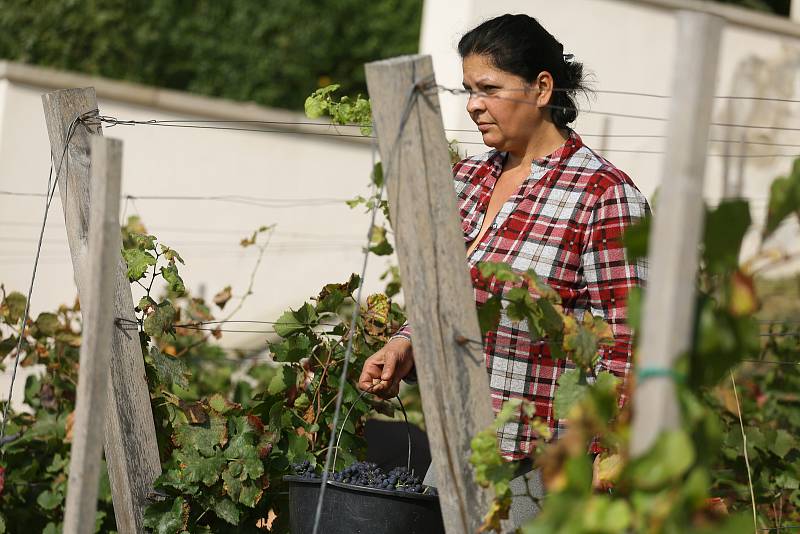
{"left": 480, "top": 133, "right": 503, "bottom": 149}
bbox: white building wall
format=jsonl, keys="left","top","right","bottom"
{"left": 0, "top": 66, "right": 392, "bottom": 355}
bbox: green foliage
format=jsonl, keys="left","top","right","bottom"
{"left": 763, "top": 158, "right": 800, "bottom": 239}
{"left": 142, "top": 272, "right": 407, "bottom": 530}
{"left": 0, "top": 297, "right": 117, "bottom": 532}
{"left": 305, "top": 84, "right": 372, "bottom": 135}
{"left": 1, "top": 204, "right": 408, "bottom": 531}
{"left": 121, "top": 207, "right": 407, "bottom": 530}
{"left": 0, "top": 0, "right": 423, "bottom": 111}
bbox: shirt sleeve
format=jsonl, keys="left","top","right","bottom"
{"left": 390, "top": 322, "right": 412, "bottom": 342}
{"left": 389, "top": 323, "right": 417, "bottom": 383}
{"left": 581, "top": 181, "right": 650, "bottom": 405}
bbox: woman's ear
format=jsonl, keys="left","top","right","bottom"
{"left": 534, "top": 71, "right": 555, "bottom": 108}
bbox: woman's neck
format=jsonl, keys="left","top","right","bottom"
{"left": 505, "top": 123, "right": 569, "bottom": 171}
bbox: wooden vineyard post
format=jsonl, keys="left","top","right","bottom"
{"left": 630, "top": 12, "right": 724, "bottom": 456}
{"left": 63, "top": 137, "right": 123, "bottom": 533}
{"left": 365, "top": 55, "right": 495, "bottom": 533}
{"left": 42, "top": 88, "right": 161, "bottom": 533}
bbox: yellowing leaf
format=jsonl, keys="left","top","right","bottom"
{"left": 594, "top": 453, "right": 623, "bottom": 489}
{"left": 729, "top": 271, "right": 758, "bottom": 317}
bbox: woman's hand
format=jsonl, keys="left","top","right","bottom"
{"left": 357, "top": 337, "right": 415, "bottom": 399}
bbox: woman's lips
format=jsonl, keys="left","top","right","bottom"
{"left": 477, "top": 123, "right": 493, "bottom": 132}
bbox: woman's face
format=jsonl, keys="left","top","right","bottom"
{"left": 461, "top": 54, "right": 550, "bottom": 153}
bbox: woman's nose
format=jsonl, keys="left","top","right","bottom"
{"left": 466, "top": 91, "right": 486, "bottom": 114}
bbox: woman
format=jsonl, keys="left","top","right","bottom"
{"left": 357, "top": 13, "right": 649, "bottom": 526}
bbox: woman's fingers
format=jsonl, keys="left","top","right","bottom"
{"left": 357, "top": 350, "right": 385, "bottom": 391}
{"left": 358, "top": 337, "right": 414, "bottom": 398}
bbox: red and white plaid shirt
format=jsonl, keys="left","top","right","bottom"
{"left": 394, "top": 131, "right": 649, "bottom": 459}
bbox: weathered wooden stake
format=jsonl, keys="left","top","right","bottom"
{"left": 63, "top": 136, "right": 123, "bottom": 533}
{"left": 631, "top": 12, "right": 724, "bottom": 456}
{"left": 42, "top": 88, "right": 161, "bottom": 533}
{"left": 365, "top": 55, "right": 495, "bottom": 533}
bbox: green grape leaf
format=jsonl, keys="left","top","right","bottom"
{"left": 775, "top": 472, "right": 799, "bottom": 490}
{"left": 563, "top": 326, "right": 599, "bottom": 370}
{"left": 703, "top": 200, "right": 751, "bottom": 273}
{"left": 241, "top": 454, "right": 264, "bottom": 480}
{"left": 148, "top": 347, "right": 189, "bottom": 389}
{"left": 122, "top": 248, "right": 157, "bottom": 281}
{"left": 554, "top": 368, "right": 587, "bottom": 420}
{"left": 174, "top": 420, "right": 226, "bottom": 458}
{"left": 368, "top": 225, "right": 393, "bottom": 256}
{"left": 36, "top": 489, "right": 63, "bottom": 511}
{"left": 304, "top": 85, "right": 339, "bottom": 118}
{"left": 629, "top": 430, "right": 695, "bottom": 489}
{"left": 770, "top": 429, "right": 796, "bottom": 459}
{"left": 222, "top": 466, "right": 243, "bottom": 500}
{"left": 161, "top": 264, "right": 186, "bottom": 295}
{"left": 128, "top": 233, "right": 157, "bottom": 251}
{"left": 213, "top": 497, "right": 241, "bottom": 525}
{"left": 478, "top": 261, "right": 520, "bottom": 282}
{"left": 143, "top": 301, "right": 176, "bottom": 337}
{"left": 626, "top": 287, "right": 643, "bottom": 331}
{"left": 477, "top": 294, "right": 502, "bottom": 336}
{"left": 583, "top": 495, "right": 632, "bottom": 533}
{"left": 274, "top": 303, "right": 317, "bottom": 337}
{"left": 622, "top": 215, "right": 651, "bottom": 264}
{"left": 33, "top": 312, "right": 59, "bottom": 337}
{"left": 208, "top": 394, "right": 238, "bottom": 415}
{"left": 371, "top": 162, "right": 384, "bottom": 187}
{"left": 224, "top": 432, "right": 260, "bottom": 467}
{"left": 594, "top": 371, "right": 619, "bottom": 395}
{"left": 1, "top": 292, "right": 27, "bottom": 324}
{"left": 505, "top": 287, "right": 536, "bottom": 323}
{"left": 143, "top": 496, "right": 187, "bottom": 534}
{"left": 538, "top": 299, "right": 563, "bottom": 337}
{"left": 0, "top": 336, "right": 16, "bottom": 358}
{"left": 180, "top": 451, "right": 226, "bottom": 486}
{"left": 346, "top": 195, "right": 368, "bottom": 209}
{"left": 763, "top": 162, "right": 800, "bottom": 240}
{"left": 266, "top": 365, "right": 293, "bottom": 396}
{"left": 287, "top": 433, "right": 309, "bottom": 463}
{"left": 269, "top": 334, "right": 312, "bottom": 363}
{"left": 238, "top": 483, "right": 263, "bottom": 508}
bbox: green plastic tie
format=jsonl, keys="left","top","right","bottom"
{"left": 636, "top": 367, "right": 685, "bottom": 384}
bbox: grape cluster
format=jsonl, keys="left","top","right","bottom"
{"left": 331, "top": 461, "right": 436, "bottom": 495}
{"left": 290, "top": 460, "right": 319, "bottom": 480}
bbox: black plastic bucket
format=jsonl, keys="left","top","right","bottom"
{"left": 283, "top": 475, "right": 445, "bottom": 534}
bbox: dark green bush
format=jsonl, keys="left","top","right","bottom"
{"left": 0, "top": 0, "right": 423, "bottom": 110}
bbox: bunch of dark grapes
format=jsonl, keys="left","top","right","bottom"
{"left": 290, "top": 460, "right": 319, "bottom": 480}
{"left": 331, "top": 462, "right": 435, "bottom": 495}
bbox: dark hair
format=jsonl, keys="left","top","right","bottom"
{"left": 458, "top": 14, "right": 589, "bottom": 129}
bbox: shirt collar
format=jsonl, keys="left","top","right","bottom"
{"left": 533, "top": 129, "right": 582, "bottom": 171}
{"left": 485, "top": 130, "right": 583, "bottom": 177}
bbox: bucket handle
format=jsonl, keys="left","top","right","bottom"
{"left": 332, "top": 386, "right": 413, "bottom": 474}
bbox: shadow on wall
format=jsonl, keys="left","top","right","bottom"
{"left": 716, "top": 44, "right": 800, "bottom": 196}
